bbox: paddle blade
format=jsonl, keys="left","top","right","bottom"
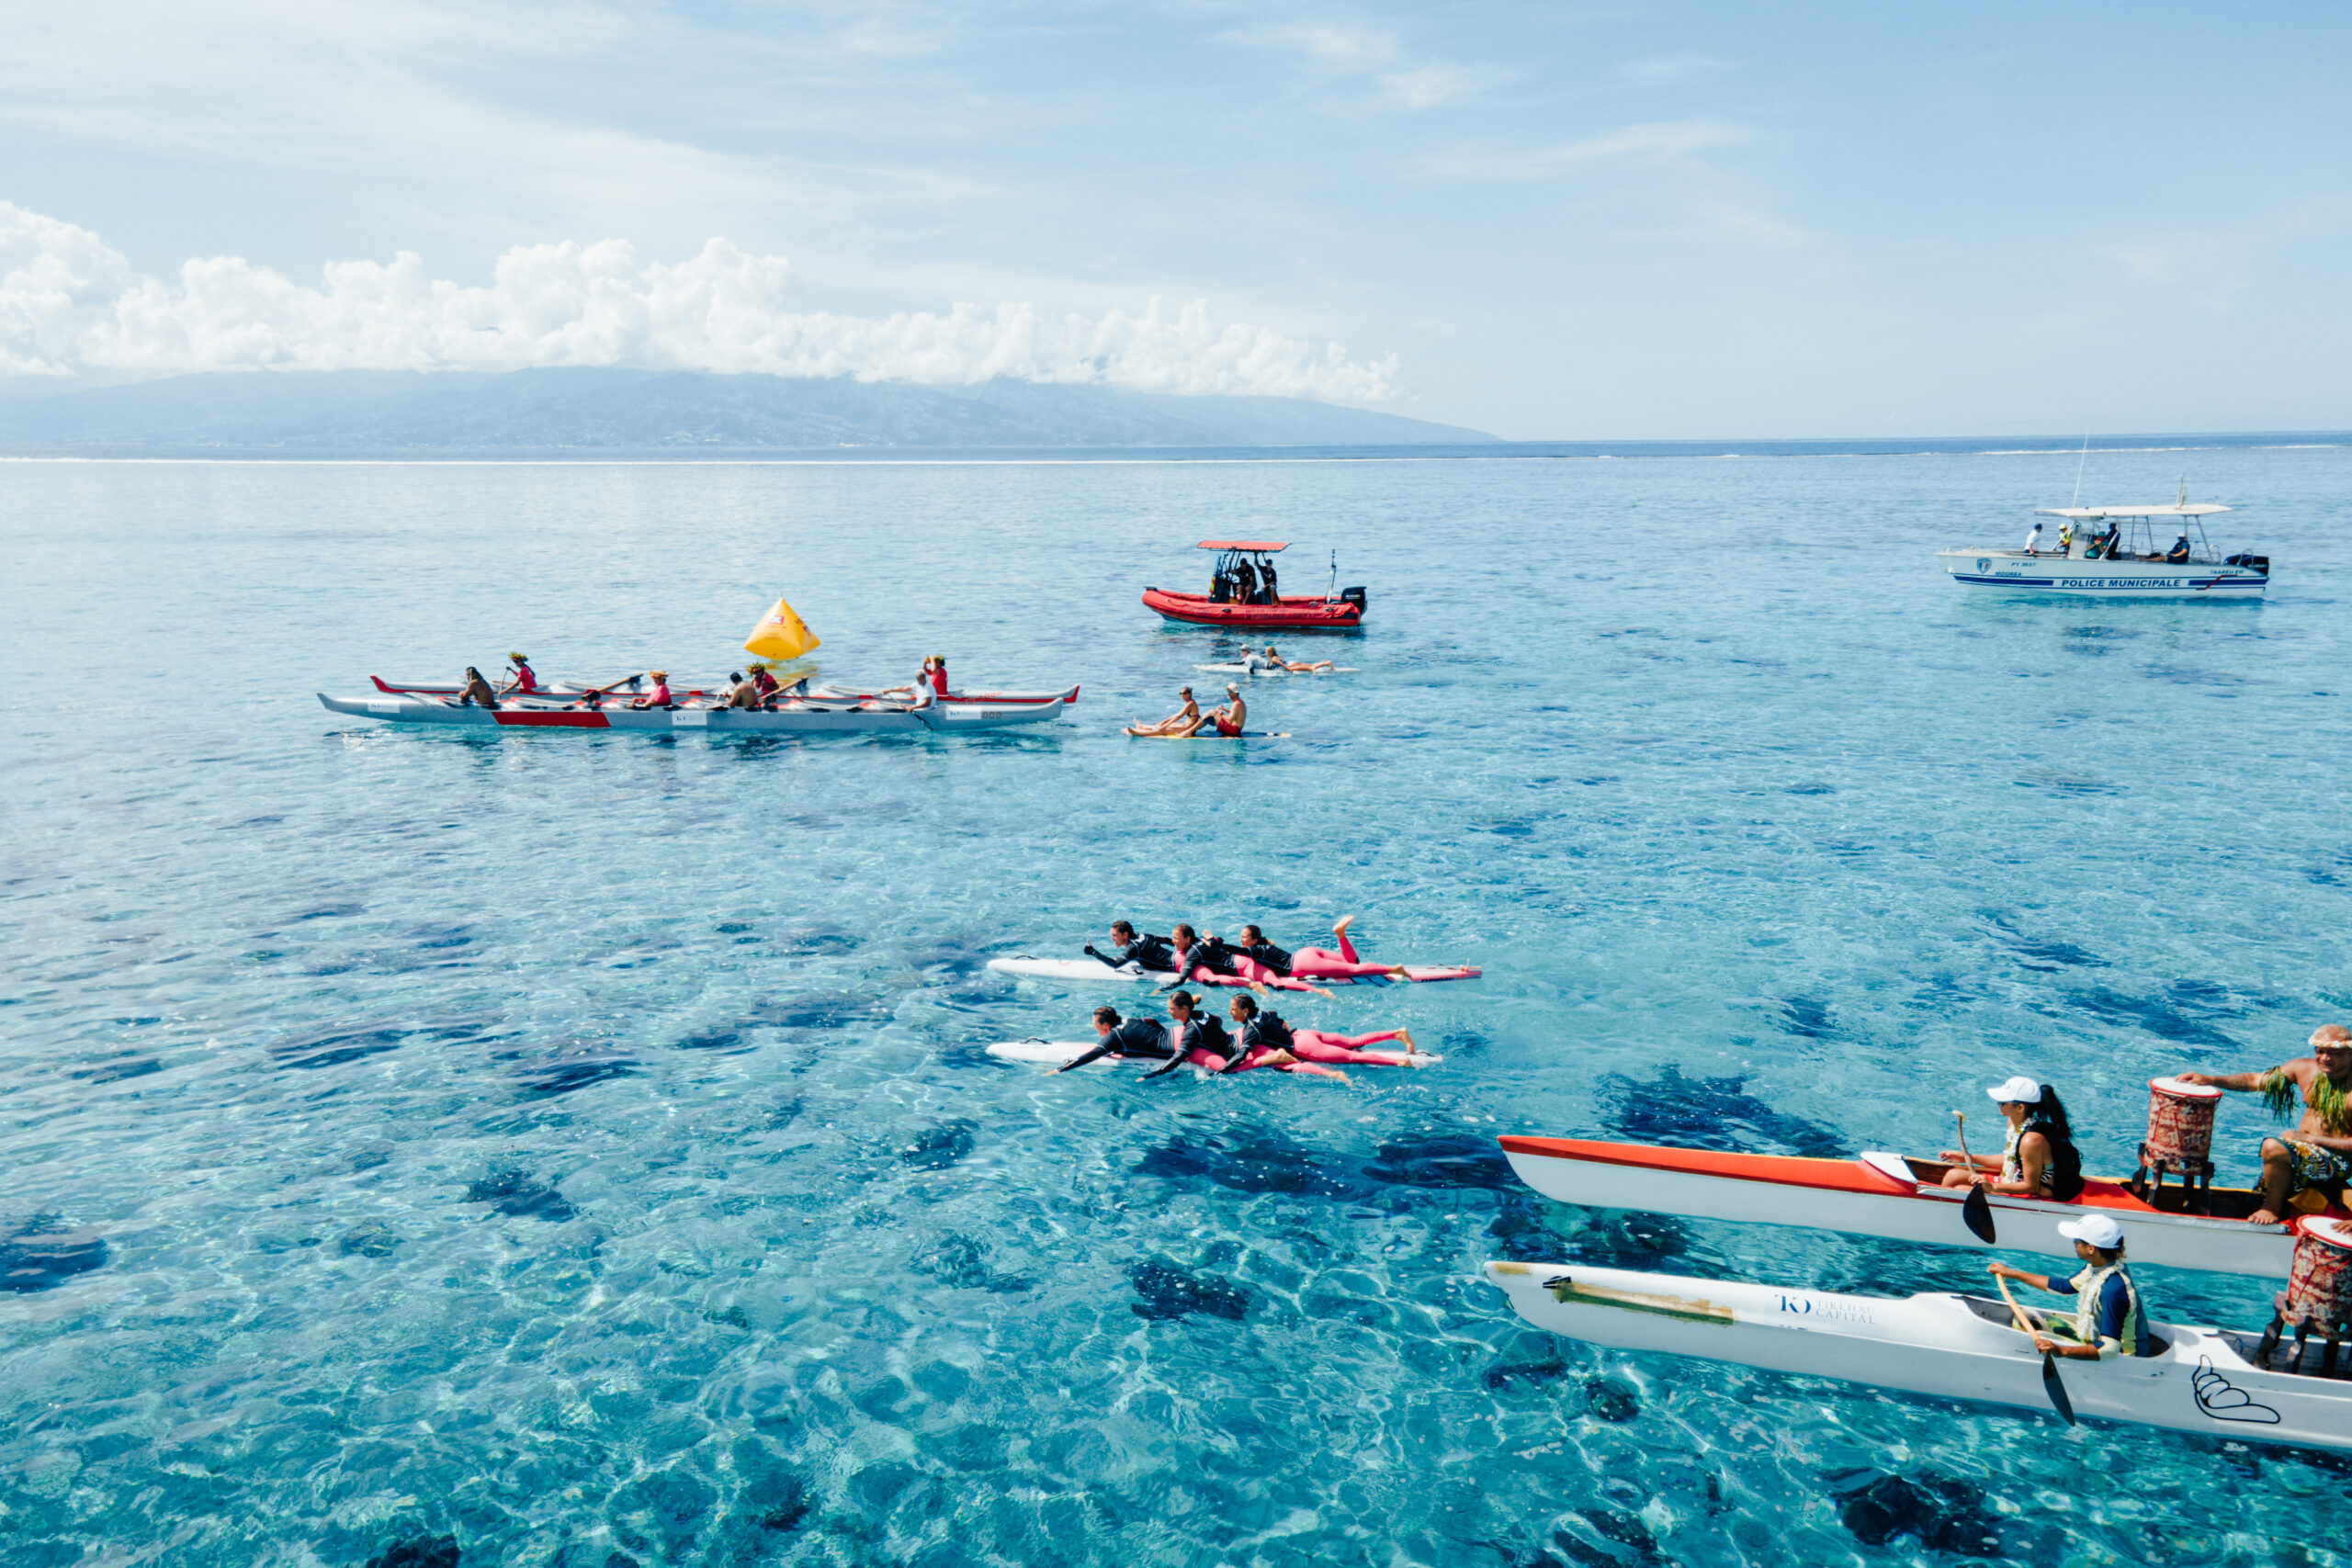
{"left": 2041, "top": 1352, "right": 2077, "bottom": 1426}
{"left": 744, "top": 596, "right": 820, "bottom": 661}
{"left": 1962, "top": 1183, "right": 1997, "bottom": 1245}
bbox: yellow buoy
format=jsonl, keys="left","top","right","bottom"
{"left": 742, "top": 595, "right": 820, "bottom": 661}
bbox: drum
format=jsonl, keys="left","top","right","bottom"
{"left": 2144, "top": 1077, "right": 2222, "bottom": 1166}
{"left": 2283, "top": 1216, "right": 2352, "bottom": 1330}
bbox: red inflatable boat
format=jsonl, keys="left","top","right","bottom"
{"left": 1141, "top": 541, "right": 1367, "bottom": 630}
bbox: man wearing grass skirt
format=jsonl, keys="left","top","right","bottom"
{"left": 1985, "top": 1213, "right": 2154, "bottom": 1360}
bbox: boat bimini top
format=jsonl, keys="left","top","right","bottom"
{"left": 2036, "top": 503, "right": 2231, "bottom": 519}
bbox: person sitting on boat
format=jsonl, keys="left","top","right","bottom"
{"left": 1939, "top": 1077, "right": 2085, "bottom": 1200}
{"left": 929, "top": 657, "right": 950, "bottom": 699}
{"left": 1234, "top": 558, "right": 1261, "bottom": 604}
{"left": 1267, "top": 645, "right": 1335, "bottom": 673}
{"left": 629, "top": 671, "right": 674, "bottom": 710}
{"left": 1211, "top": 684, "right": 1247, "bottom": 738}
{"left": 1985, "top": 1213, "right": 2154, "bottom": 1360}
{"left": 2176, "top": 1025, "right": 2352, "bottom": 1225}
{"left": 1085, "top": 920, "right": 1175, "bottom": 974}
{"left": 715, "top": 672, "right": 760, "bottom": 710}
{"left": 2165, "top": 534, "right": 2192, "bottom": 563}
{"left": 1258, "top": 558, "right": 1279, "bottom": 603}
{"left": 458, "top": 666, "right": 500, "bottom": 707}
{"left": 1125, "top": 688, "right": 1204, "bottom": 737}
{"left": 2057, "top": 522, "right": 2076, "bottom": 555}
{"left": 2021, "top": 522, "right": 2044, "bottom": 556}
{"left": 500, "top": 653, "right": 539, "bottom": 694}
{"left": 1054, "top": 1005, "right": 1178, "bottom": 1074}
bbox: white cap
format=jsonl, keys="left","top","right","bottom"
{"left": 2057, "top": 1213, "right": 2126, "bottom": 1251}
{"left": 1985, "top": 1077, "right": 2042, "bottom": 1105}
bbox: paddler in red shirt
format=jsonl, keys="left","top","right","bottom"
{"left": 501, "top": 653, "right": 538, "bottom": 694}
{"left": 929, "top": 656, "right": 950, "bottom": 698}
{"left": 630, "top": 671, "right": 673, "bottom": 709}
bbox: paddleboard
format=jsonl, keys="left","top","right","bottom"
{"left": 1193, "top": 664, "right": 1358, "bottom": 675}
{"left": 1125, "top": 729, "right": 1290, "bottom": 739}
{"left": 985, "top": 1038, "right": 1097, "bottom": 1064}
{"left": 984, "top": 956, "right": 1481, "bottom": 986}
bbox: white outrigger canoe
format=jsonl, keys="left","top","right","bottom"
{"left": 363, "top": 675, "right": 1079, "bottom": 708}
{"left": 986, "top": 956, "right": 1481, "bottom": 986}
{"left": 1937, "top": 498, "right": 2269, "bottom": 598}
{"left": 319, "top": 690, "right": 1073, "bottom": 735}
{"left": 1484, "top": 1260, "right": 2352, "bottom": 1453}
{"left": 1499, "top": 1135, "right": 2319, "bottom": 1279}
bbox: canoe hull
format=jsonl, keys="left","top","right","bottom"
{"left": 1499, "top": 1135, "right": 2298, "bottom": 1278}
{"left": 320, "top": 694, "right": 1068, "bottom": 735}
{"left": 368, "top": 675, "right": 1077, "bottom": 706}
{"left": 1141, "top": 589, "right": 1363, "bottom": 629}
{"left": 1485, "top": 1261, "right": 2351, "bottom": 1452}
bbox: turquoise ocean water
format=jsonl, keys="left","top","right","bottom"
{"left": 4, "top": 438, "right": 2350, "bottom": 1565}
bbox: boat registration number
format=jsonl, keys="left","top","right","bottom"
{"left": 673, "top": 711, "right": 709, "bottom": 728}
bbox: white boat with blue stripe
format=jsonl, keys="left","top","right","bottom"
{"left": 1938, "top": 494, "right": 2268, "bottom": 598}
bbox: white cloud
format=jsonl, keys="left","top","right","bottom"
{"left": 1617, "top": 54, "right": 1731, "bottom": 88}
{"left": 1419, "top": 118, "right": 1751, "bottom": 182}
{"left": 1380, "top": 62, "right": 1516, "bottom": 110}
{"left": 1219, "top": 22, "right": 1400, "bottom": 69}
{"left": 0, "top": 203, "right": 1397, "bottom": 401}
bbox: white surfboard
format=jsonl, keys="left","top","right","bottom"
{"left": 1193, "top": 664, "right": 1358, "bottom": 675}
{"left": 986, "top": 956, "right": 1173, "bottom": 983}
{"left": 984, "top": 1038, "right": 1097, "bottom": 1064}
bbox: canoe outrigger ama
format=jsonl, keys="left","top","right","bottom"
{"left": 1484, "top": 1260, "right": 2352, "bottom": 1454}
{"left": 1937, "top": 489, "right": 2270, "bottom": 597}
{"left": 1141, "top": 541, "right": 1368, "bottom": 630}
{"left": 1497, "top": 1135, "right": 2332, "bottom": 1278}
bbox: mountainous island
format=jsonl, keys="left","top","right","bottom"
{"left": 0, "top": 369, "right": 1497, "bottom": 455}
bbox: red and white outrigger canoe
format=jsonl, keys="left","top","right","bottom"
{"left": 364, "top": 676, "right": 1078, "bottom": 708}
{"left": 1498, "top": 1135, "right": 2338, "bottom": 1279}
{"left": 320, "top": 688, "right": 1074, "bottom": 735}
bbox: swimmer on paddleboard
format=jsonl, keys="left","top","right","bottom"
{"left": 1162, "top": 925, "right": 1335, "bottom": 998}
{"left": 1143, "top": 992, "right": 1349, "bottom": 1083}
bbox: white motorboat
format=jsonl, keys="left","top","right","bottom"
{"left": 1484, "top": 1260, "right": 2352, "bottom": 1453}
{"left": 1938, "top": 493, "right": 2268, "bottom": 598}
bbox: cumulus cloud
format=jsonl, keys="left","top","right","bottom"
{"left": 0, "top": 203, "right": 1397, "bottom": 401}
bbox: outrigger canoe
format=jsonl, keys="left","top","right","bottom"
{"left": 1484, "top": 1260, "right": 2352, "bottom": 1453}
{"left": 986, "top": 956, "right": 1481, "bottom": 986}
{"left": 365, "top": 676, "right": 1078, "bottom": 708}
{"left": 1498, "top": 1135, "right": 2328, "bottom": 1279}
{"left": 320, "top": 691, "right": 1072, "bottom": 735}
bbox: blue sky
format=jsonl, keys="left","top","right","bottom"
{"left": 3, "top": 2, "right": 2346, "bottom": 436}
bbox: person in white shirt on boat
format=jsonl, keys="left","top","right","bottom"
{"left": 1984, "top": 1213, "right": 2154, "bottom": 1360}
{"left": 1939, "top": 1077, "right": 2085, "bottom": 1200}
{"left": 2021, "top": 522, "right": 2044, "bottom": 556}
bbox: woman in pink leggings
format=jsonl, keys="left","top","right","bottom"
{"left": 1228, "top": 915, "right": 1411, "bottom": 985}
{"left": 1226, "top": 995, "right": 1427, "bottom": 1073}
{"left": 1145, "top": 992, "right": 1351, "bottom": 1083}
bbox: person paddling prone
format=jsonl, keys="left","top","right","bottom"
{"left": 1162, "top": 925, "right": 1334, "bottom": 997}
{"left": 1144, "top": 992, "right": 1350, "bottom": 1083}
{"left": 1984, "top": 1213, "right": 2154, "bottom": 1360}
{"left": 1265, "top": 645, "right": 1334, "bottom": 673}
{"left": 1226, "top": 994, "right": 1424, "bottom": 1070}
{"left": 1239, "top": 915, "right": 1413, "bottom": 984}
{"left": 1939, "top": 1077, "right": 2085, "bottom": 1200}
{"left": 1053, "top": 1005, "right": 1178, "bottom": 1074}
{"left": 2175, "top": 1024, "right": 2352, "bottom": 1225}
{"left": 1085, "top": 920, "right": 1176, "bottom": 974}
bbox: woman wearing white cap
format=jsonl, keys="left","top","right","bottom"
{"left": 1938, "top": 1077, "right": 2086, "bottom": 1201}
{"left": 1985, "top": 1213, "right": 2154, "bottom": 1360}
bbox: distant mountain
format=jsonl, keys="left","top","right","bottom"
{"left": 0, "top": 369, "right": 1497, "bottom": 453}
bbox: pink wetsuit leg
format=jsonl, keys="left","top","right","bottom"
{"left": 1183, "top": 1047, "right": 1226, "bottom": 1069}
{"left": 1337, "top": 930, "right": 1361, "bottom": 964}
{"left": 1286, "top": 1029, "right": 1409, "bottom": 1066}
{"left": 1287, "top": 947, "right": 1395, "bottom": 980}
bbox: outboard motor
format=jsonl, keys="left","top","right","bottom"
{"left": 2224, "top": 552, "right": 2270, "bottom": 575}
{"left": 1340, "top": 586, "right": 1368, "bottom": 614}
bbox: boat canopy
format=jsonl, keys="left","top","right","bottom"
{"left": 2037, "top": 504, "right": 2230, "bottom": 518}
{"left": 1197, "top": 540, "right": 1287, "bottom": 551}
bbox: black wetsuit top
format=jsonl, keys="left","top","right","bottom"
{"left": 1087, "top": 934, "right": 1176, "bottom": 973}
{"left": 1238, "top": 939, "right": 1293, "bottom": 976}
{"left": 1058, "top": 1018, "right": 1176, "bottom": 1072}
{"left": 1239, "top": 1013, "right": 1293, "bottom": 1052}
{"left": 1146, "top": 1015, "right": 1239, "bottom": 1077}
{"left": 1169, "top": 938, "right": 1240, "bottom": 981}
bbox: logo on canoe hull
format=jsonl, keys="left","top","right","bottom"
{"left": 2191, "top": 1358, "right": 2280, "bottom": 1425}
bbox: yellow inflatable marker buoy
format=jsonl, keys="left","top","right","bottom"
{"left": 743, "top": 595, "right": 820, "bottom": 661}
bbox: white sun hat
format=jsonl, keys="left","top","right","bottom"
{"left": 1985, "top": 1077, "right": 2043, "bottom": 1105}
{"left": 2057, "top": 1213, "right": 2126, "bottom": 1250}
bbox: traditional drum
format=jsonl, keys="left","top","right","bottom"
{"left": 2282, "top": 1216, "right": 2352, "bottom": 1331}
{"left": 2144, "top": 1076, "right": 2222, "bottom": 1167}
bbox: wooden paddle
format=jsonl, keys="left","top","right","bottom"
{"left": 1953, "top": 1111, "right": 1998, "bottom": 1245}
{"left": 1995, "top": 1272, "right": 2077, "bottom": 1427}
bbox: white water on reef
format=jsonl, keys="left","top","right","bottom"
{"left": 3, "top": 440, "right": 2350, "bottom": 1566}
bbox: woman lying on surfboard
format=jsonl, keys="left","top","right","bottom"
{"left": 1162, "top": 925, "right": 1336, "bottom": 998}
{"left": 1227, "top": 916, "right": 1412, "bottom": 984}
{"left": 1222, "top": 994, "right": 1426, "bottom": 1071}
{"left": 1262, "top": 645, "right": 1334, "bottom": 673}
{"left": 1142, "top": 993, "right": 1351, "bottom": 1083}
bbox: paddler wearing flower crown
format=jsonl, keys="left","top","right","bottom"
{"left": 2177, "top": 1024, "right": 2352, "bottom": 1226}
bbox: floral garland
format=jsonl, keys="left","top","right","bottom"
{"left": 2263, "top": 1067, "right": 2352, "bottom": 1137}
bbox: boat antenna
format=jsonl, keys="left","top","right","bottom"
{"left": 2070, "top": 432, "right": 2090, "bottom": 507}
{"left": 1329, "top": 548, "right": 1337, "bottom": 602}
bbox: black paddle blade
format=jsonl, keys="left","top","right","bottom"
{"left": 2041, "top": 1352, "right": 2077, "bottom": 1426}
{"left": 1962, "top": 1183, "right": 1997, "bottom": 1245}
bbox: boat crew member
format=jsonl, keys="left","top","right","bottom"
{"left": 1054, "top": 1005, "right": 1178, "bottom": 1074}
{"left": 1212, "top": 684, "right": 1247, "bottom": 738}
{"left": 929, "top": 657, "right": 950, "bottom": 699}
{"left": 458, "top": 666, "right": 500, "bottom": 707}
{"left": 1227, "top": 994, "right": 1421, "bottom": 1071}
{"left": 1125, "top": 688, "right": 1204, "bottom": 737}
{"left": 1259, "top": 557, "right": 1278, "bottom": 602}
{"left": 1086, "top": 920, "right": 1175, "bottom": 973}
{"left": 2165, "top": 534, "right": 2192, "bottom": 563}
{"left": 2021, "top": 522, "right": 2043, "bottom": 556}
{"left": 749, "top": 667, "right": 780, "bottom": 702}
{"left": 501, "top": 653, "right": 539, "bottom": 694}
{"left": 2058, "top": 522, "right": 2076, "bottom": 555}
{"left": 719, "top": 672, "right": 761, "bottom": 709}
{"left": 630, "top": 671, "right": 673, "bottom": 710}
{"left": 1984, "top": 1213, "right": 2154, "bottom": 1360}
{"left": 1234, "top": 558, "right": 1260, "bottom": 604}
{"left": 1939, "top": 1077, "right": 2084, "bottom": 1199}
{"left": 2176, "top": 1024, "right": 2352, "bottom": 1225}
